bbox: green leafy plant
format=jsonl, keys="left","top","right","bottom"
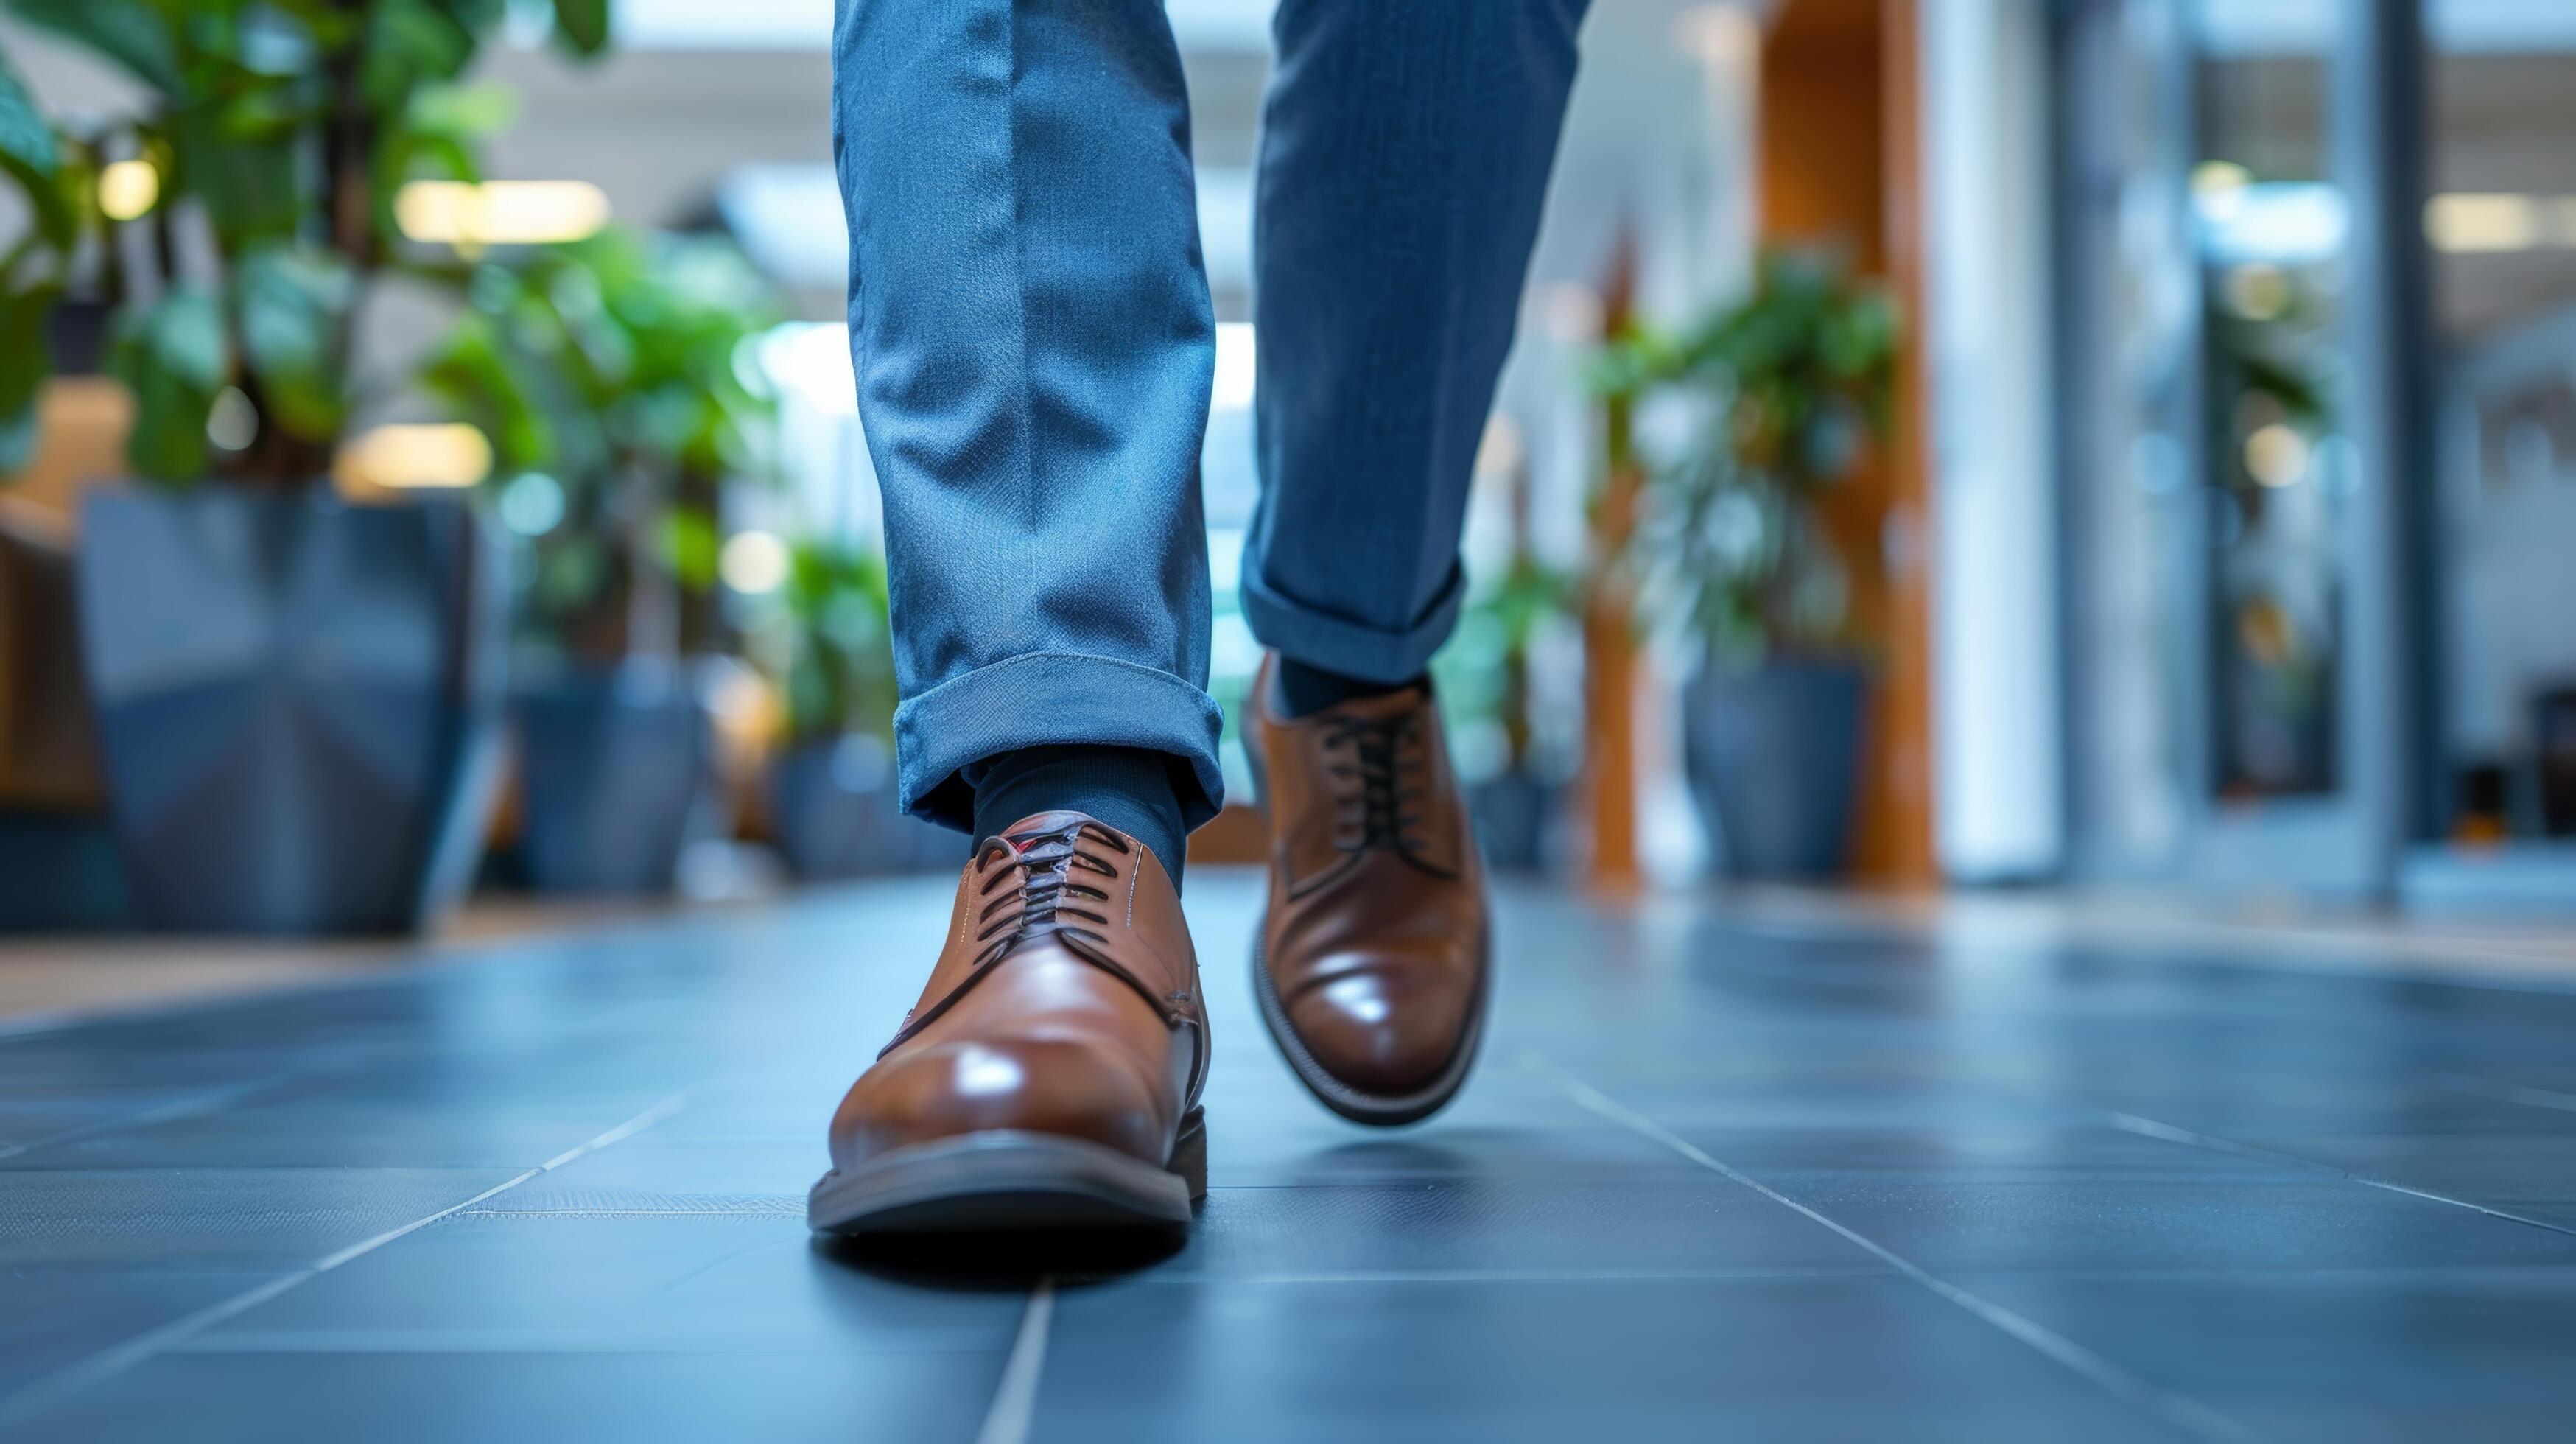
{"left": 2205, "top": 266, "right": 2333, "bottom": 505}
{"left": 427, "top": 226, "right": 784, "bottom": 661}
{"left": 1435, "top": 545, "right": 1575, "bottom": 780}
{"left": 751, "top": 535, "right": 899, "bottom": 746}
{"left": 0, "top": 46, "right": 81, "bottom": 472}
{"left": 0, "top": 0, "right": 609, "bottom": 486}
{"left": 1595, "top": 248, "right": 1899, "bottom": 667}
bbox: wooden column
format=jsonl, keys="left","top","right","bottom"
{"left": 1582, "top": 240, "right": 1644, "bottom": 897}
{"left": 1874, "top": 0, "right": 1937, "bottom": 889}
{"left": 1756, "top": 0, "right": 1937, "bottom": 888}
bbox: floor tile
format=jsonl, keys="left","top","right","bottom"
{"left": 0, "top": 1167, "right": 524, "bottom": 1268}
{"left": 17, "top": 1350, "right": 1001, "bottom": 1444}
{"left": 1033, "top": 1276, "right": 2186, "bottom": 1443}
{"left": 189, "top": 1211, "right": 1030, "bottom": 1351}
{"left": 3, "top": 875, "right": 2575, "bottom": 1440}
{"left": 0, "top": 1264, "right": 283, "bottom": 1394}
{"left": 1962, "top": 1269, "right": 2576, "bottom": 1442}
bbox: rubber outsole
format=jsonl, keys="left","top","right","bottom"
{"left": 806, "top": 1108, "right": 1205, "bottom": 1235}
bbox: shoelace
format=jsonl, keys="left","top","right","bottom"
{"left": 1324, "top": 712, "right": 1428, "bottom": 855}
{"left": 878, "top": 817, "right": 1189, "bottom": 1057}
{"left": 969, "top": 819, "right": 1129, "bottom": 969}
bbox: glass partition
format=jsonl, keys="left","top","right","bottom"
{"left": 2056, "top": 0, "right": 2409, "bottom": 890}
{"left": 2424, "top": 1, "right": 2576, "bottom": 845}
{"left": 2059, "top": 0, "right": 2359, "bottom": 863}
{"left": 2057, "top": 0, "right": 2195, "bottom": 872}
{"left": 2193, "top": 4, "right": 2353, "bottom": 802}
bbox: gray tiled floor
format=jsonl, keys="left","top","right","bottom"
{"left": 5, "top": 875, "right": 2576, "bottom": 1441}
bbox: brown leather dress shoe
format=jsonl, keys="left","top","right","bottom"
{"left": 1248, "top": 656, "right": 1489, "bottom": 1126}
{"left": 808, "top": 812, "right": 1210, "bottom": 1233}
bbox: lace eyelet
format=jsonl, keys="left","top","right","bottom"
{"left": 1322, "top": 714, "right": 1428, "bottom": 856}
{"left": 976, "top": 821, "right": 1124, "bottom": 963}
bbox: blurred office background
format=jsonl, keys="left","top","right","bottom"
{"left": 1, "top": 0, "right": 2573, "bottom": 943}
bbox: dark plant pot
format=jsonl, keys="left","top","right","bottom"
{"left": 1681, "top": 659, "right": 1870, "bottom": 880}
{"left": 513, "top": 658, "right": 707, "bottom": 894}
{"left": 76, "top": 486, "right": 505, "bottom": 933}
{"left": 1470, "top": 771, "right": 1561, "bottom": 873}
{"left": 2535, "top": 686, "right": 2576, "bottom": 838}
{"left": 45, "top": 296, "right": 113, "bottom": 376}
{"left": 0, "top": 810, "right": 136, "bottom": 930}
{"left": 769, "top": 733, "right": 964, "bottom": 880}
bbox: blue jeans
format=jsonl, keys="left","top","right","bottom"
{"left": 831, "top": 0, "right": 1587, "bottom": 833}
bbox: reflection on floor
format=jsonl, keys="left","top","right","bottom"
{"left": 4, "top": 872, "right": 2575, "bottom": 1440}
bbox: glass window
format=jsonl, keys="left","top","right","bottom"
{"left": 2426, "top": 1, "right": 2576, "bottom": 843}
{"left": 2060, "top": 0, "right": 2196, "bottom": 867}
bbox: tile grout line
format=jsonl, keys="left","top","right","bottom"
{"left": 1522, "top": 1052, "right": 2270, "bottom": 1444}
{"left": 974, "top": 1276, "right": 1056, "bottom": 1444}
{"left": 0, "top": 1073, "right": 301, "bottom": 1162}
{"left": 2105, "top": 1111, "right": 2576, "bottom": 1240}
{"left": 0, "top": 1089, "right": 694, "bottom": 1432}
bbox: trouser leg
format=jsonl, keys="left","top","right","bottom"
{"left": 832, "top": 0, "right": 1224, "bottom": 830}
{"left": 1241, "top": 0, "right": 1590, "bottom": 684}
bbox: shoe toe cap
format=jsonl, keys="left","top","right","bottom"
{"left": 1283, "top": 966, "right": 1469, "bottom": 1098}
{"left": 829, "top": 1037, "right": 1165, "bottom": 1170}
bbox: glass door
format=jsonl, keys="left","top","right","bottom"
{"left": 2055, "top": 0, "right": 2420, "bottom": 896}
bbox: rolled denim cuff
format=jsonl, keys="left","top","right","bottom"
{"left": 894, "top": 651, "right": 1226, "bottom": 835}
{"left": 1238, "top": 552, "right": 1467, "bottom": 685}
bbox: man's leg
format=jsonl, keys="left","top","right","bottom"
{"left": 1242, "top": 0, "right": 1588, "bottom": 693}
{"left": 1245, "top": 0, "right": 1587, "bottom": 1125}
{"left": 812, "top": 0, "right": 1217, "bottom": 1236}
{"left": 831, "top": 0, "right": 1221, "bottom": 882}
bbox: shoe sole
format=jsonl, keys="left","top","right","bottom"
{"left": 1252, "top": 925, "right": 1489, "bottom": 1127}
{"left": 806, "top": 1108, "right": 1205, "bottom": 1235}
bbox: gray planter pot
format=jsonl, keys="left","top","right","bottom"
{"left": 1681, "top": 659, "right": 1870, "bottom": 880}
{"left": 1469, "top": 771, "right": 1562, "bottom": 873}
{"left": 513, "top": 658, "right": 707, "bottom": 894}
{"left": 769, "top": 733, "right": 964, "bottom": 880}
{"left": 77, "top": 487, "right": 505, "bottom": 933}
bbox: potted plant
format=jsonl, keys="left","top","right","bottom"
{"left": 1596, "top": 248, "right": 1899, "bottom": 878}
{"left": 742, "top": 532, "right": 958, "bottom": 879}
{"left": 1433, "top": 450, "right": 1576, "bottom": 872}
{"left": 427, "top": 226, "right": 782, "bottom": 891}
{"left": 0, "top": 1, "right": 608, "bottom": 932}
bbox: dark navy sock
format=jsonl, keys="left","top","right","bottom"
{"left": 962, "top": 745, "right": 1189, "bottom": 889}
{"left": 1274, "top": 657, "right": 1422, "bottom": 718}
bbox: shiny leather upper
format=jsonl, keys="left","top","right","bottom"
{"left": 1252, "top": 657, "right": 1488, "bottom": 1096}
{"left": 826, "top": 812, "right": 1207, "bottom": 1173}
